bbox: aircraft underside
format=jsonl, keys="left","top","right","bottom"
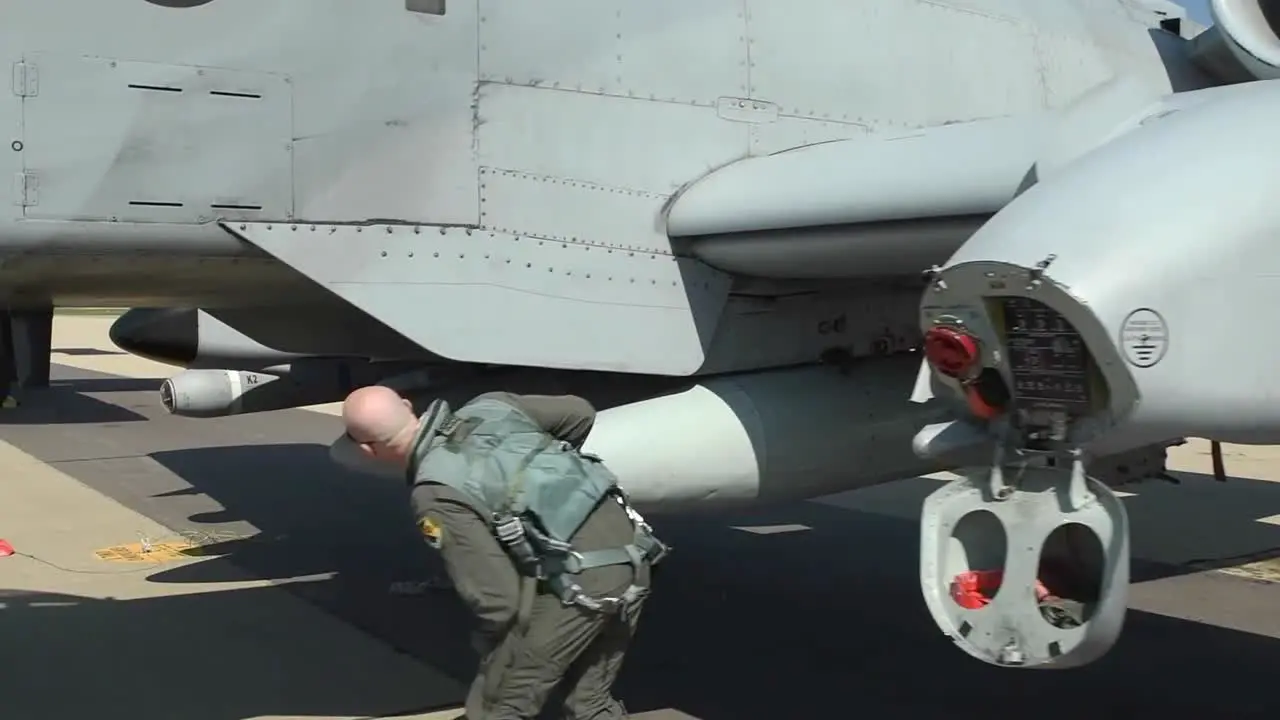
{"left": 5, "top": 0, "right": 1280, "bottom": 674}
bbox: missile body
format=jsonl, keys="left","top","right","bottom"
{"left": 330, "top": 357, "right": 965, "bottom": 513}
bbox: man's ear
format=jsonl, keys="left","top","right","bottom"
{"left": 358, "top": 442, "right": 376, "bottom": 458}
{"left": 401, "top": 397, "right": 414, "bottom": 412}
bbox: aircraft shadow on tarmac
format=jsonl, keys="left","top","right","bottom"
{"left": 132, "top": 443, "right": 1280, "bottom": 719}
{"left": 0, "top": 381, "right": 154, "bottom": 424}
{"left": 0, "top": 586, "right": 462, "bottom": 720}
{"left": 8, "top": 368, "right": 1280, "bottom": 717}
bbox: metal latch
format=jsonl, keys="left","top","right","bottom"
{"left": 11, "top": 62, "right": 38, "bottom": 97}
{"left": 13, "top": 172, "right": 37, "bottom": 207}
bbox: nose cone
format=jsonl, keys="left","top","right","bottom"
{"left": 109, "top": 308, "right": 198, "bottom": 366}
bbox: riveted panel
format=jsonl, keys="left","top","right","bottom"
{"left": 479, "top": 168, "right": 675, "bottom": 254}
{"left": 227, "top": 222, "right": 732, "bottom": 375}
{"left": 748, "top": 116, "right": 869, "bottom": 156}
{"left": 747, "top": 0, "right": 1043, "bottom": 129}
{"left": 20, "top": 53, "right": 291, "bottom": 223}
{"left": 477, "top": 84, "right": 749, "bottom": 195}
{"left": 613, "top": 0, "right": 748, "bottom": 104}
{"left": 1035, "top": 30, "right": 1127, "bottom": 109}
{"left": 478, "top": 0, "right": 746, "bottom": 104}
{"left": 700, "top": 286, "right": 922, "bottom": 375}
{"left": 478, "top": 0, "right": 622, "bottom": 94}
{"left": 291, "top": 0, "right": 479, "bottom": 225}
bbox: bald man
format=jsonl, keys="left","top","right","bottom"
{"left": 342, "top": 386, "right": 653, "bottom": 720}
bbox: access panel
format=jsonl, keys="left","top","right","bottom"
{"left": 20, "top": 53, "right": 292, "bottom": 223}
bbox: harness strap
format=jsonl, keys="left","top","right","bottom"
{"left": 479, "top": 446, "right": 670, "bottom": 617}
{"left": 539, "top": 494, "right": 670, "bottom": 617}
{"left": 493, "top": 514, "right": 544, "bottom": 577}
{"left": 507, "top": 434, "right": 555, "bottom": 517}
{"left": 566, "top": 546, "right": 640, "bottom": 572}
{"left": 515, "top": 575, "right": 538, "bottom": 633}
{"left": 547, "top": 574, "right": 650, "bottom": 620}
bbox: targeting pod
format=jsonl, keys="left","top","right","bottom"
{"left": 920, "top": 450, "right": 1129, "bottom": 668}
{"left": 912, "top": 259, "right": 1145, "bottom": 669}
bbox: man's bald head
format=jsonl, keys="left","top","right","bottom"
{"left": 342, "top": 385, "right": 419, "bottom": 464}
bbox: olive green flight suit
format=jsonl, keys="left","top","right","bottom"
{"left": 409, "top": 392, "right": 651, "bottom": 720}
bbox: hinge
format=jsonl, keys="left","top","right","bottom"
{"left": 11, "top": 61, "right": 38, "bottom": 97}
{"left": 12, "top": 172, "right": 38, "bottom": 207}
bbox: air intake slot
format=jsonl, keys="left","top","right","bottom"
{"left": 128, "top": 83, "right": 181, "bottom": 93}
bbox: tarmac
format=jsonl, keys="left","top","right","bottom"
{"left": 4, "top": 314, "right": 1280, "bottom": 718}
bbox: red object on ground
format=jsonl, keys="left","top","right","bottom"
{"left": 950, "top": 570, "right": 1051, "bottom": 609}
{"left": 0, "top": 539, "right": 14, "bottom": 557}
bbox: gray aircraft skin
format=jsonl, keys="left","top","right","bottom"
{"left": 4, "top": 0, "right": 1276, "bottom": 669}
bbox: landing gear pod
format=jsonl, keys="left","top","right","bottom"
{"left": 920, "top": 449, "right": 1129, "bottom": 668}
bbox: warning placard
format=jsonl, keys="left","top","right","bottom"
{"left": 93, "top": 540, "right": 203, "bottom": 564}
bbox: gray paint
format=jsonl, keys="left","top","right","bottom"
{"left": 909, "top": 25, "right": 1280, "bottom": 665}
{"left": 8, "top": 0, "right": 1280, "bottom": 673}
{"left": 931, "top": 78, "right": 1280, "bottom": 450}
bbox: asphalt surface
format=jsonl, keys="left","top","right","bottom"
{"left": 6, "top": 361, "right": 1280, "bottom": 718}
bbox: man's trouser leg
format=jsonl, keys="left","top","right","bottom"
{"left": 9, "top": 305, "right": 52, "bottom": 391}
{"left": 557, "top": 593, "right": 646, "bottom": 720}
{"left": 465, "top": 591, "right": 616, "bottom": 720}
{"left": 0, "top": 310, "right": 17, "bottom": 406}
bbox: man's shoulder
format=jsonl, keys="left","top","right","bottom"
{"left": 468, "top": 390, "right": 520, "bottom": 407}
{"left": 463, "top": 391, "right": 534, "bottom": 418}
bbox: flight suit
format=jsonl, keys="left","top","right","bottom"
{"left": 0, "top": 309, "right": 18, "bottom": 407}
{"left": 409, "top": 392, "right": 651, "bottom": 720}
{"left": 0, "top": 305, "right": 52, "bottom": 407}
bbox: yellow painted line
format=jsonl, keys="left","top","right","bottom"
{"left": 1216, "top": 558, "right": 1280, "bottom": 584}
{"left": 93, "top": 539, "right": 203, "bottom": 563}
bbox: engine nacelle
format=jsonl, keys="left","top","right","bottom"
{"left": 1191, "top": 0, "right": 1280, "bottom": 83}
{"left": 329, "top": 358, "right": 988, "bottom": 514}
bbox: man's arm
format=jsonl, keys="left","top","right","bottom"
{"left": 410, "top": 485, "right": 521, "bottom": 636}
{"left": 474, "top": 391, "right": 597, "bottom": 448}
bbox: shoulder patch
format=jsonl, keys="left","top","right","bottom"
{"left": 418, "top": 515, "right": 445, "bottom": 549}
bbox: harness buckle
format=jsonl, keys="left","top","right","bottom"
{"left": 492, "top": 514, "right": 525, "bottom": 545}
{"left": 645, "top": 536, "right": 671, "bottom": 566}
{"left": 560, "top": 550, "right": 585, "bottom": 574}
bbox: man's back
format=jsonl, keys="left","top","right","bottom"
{"left": 406, "top": 391, "right": 655, "bottom": 719}
{"left": 411, "top": 482, "right": 640, "bottom": 599}
{"left": 561, "top": 493, "right": 646, "bottom": 598}
{"left": 472, "top": 392, "right": 642, "bottom": 593}
{"left": 409, "top": 391, "right": 644, "bottom": 617}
